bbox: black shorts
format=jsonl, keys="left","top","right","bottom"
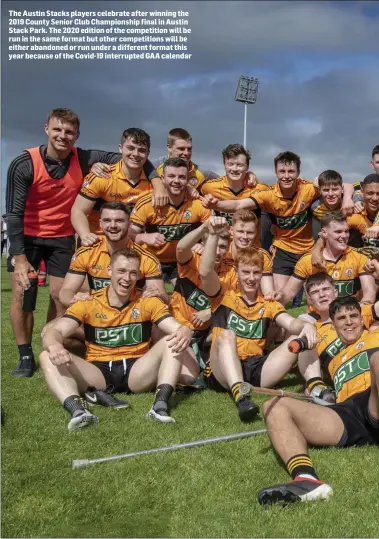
{"left": 204, "top": 354, "right": 268, "bottom": 391}
{"left": 161, "top": 262, "right": 178, "bottom": 282}
{"left": 7, "top": 235, "right": 75, "bottom": 278}
{"left": 91, "top": 358, "right": 139, "bottom": 394}
{"left": 330, "top": 389, "right": 379, "bottom": 447}
{"left": 272, "top": 247, "right": 303, "bottom": 276}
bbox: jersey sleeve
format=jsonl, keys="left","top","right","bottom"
{"left": 250, "top": 190, "right": 274, "bottom": 212}
{"left": 144, "top": 297, "right": 171, "bottom": 324}
{"left": 130, "top": 196, "right": 151, "bottom": 228}
{"left": 141, "top": 251, "right": 162, "bottom": 279}
{"left": 261, "top": 250, "right": 273, "bottom": 274}
{"left": 63, "top": 299, "right": 89, "bottom": 325}
{"left": 356, "top": 251, "right": 370, "bottom": 275}
{"left": 79, "top": 174, "right": 106, "bottom": 201}
{"left": 293, "top": 255, "right": 311, "bottom": 280}
{"left": 68, "top": 249, "right": 89, "bottom": 275}
{"left": 269, "top": 301, "right": 287, "bottom": 321}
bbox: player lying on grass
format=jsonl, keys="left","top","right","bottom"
{"left": 199, "top": 216, "right": 317, "bottom": 422}
{"left": 278, "top": 211, "right": 376, "bottom": 306}
{"left": 40, "top": 248, "right": 198, "bottom": 431}
{"left": 258, "top": 296, "right": 379, "bottom": 507}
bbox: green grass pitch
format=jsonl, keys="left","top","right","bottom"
{"left": 1, "top": 262, "right": 378, "bottom": 538}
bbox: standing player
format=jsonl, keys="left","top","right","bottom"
{"left": 199, "top": 217, "right": 317, "bottom": 422}
{"left": 129, "top": 157, "right": 213, "bottom": 285}
{"left": 40, "top": 248, "right": 198, "bottom": 430}
{"left": 71, "top": 128, "right": 163, "bottom": 246}
{"left": 257, "top": 296, "right": 379, "bottom": 506}
{"left": 202, "top": 151, "right": 355, "bottom": 294}
{"left": 278, "top": 212, "right": 376, "bottom": 306}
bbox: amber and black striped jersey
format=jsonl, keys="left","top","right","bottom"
{"left": 347, "top": 210, "right": 379, "bottom": 249}
{"left": 79, "top": 161, "right": 153, "bottom": 235}
{"left": 64, "top": 287, "right": 170, "bottom": 362}
{"left": 68, "top": 237, "right": 162, "bottom": 291}
{"left": 210, "top": 289, "right": 285, "bottom": 359}
{"left": 130, "top": 193, "right": 212, "bottom": 263}
{"left": 251, "top": 179, "right": 319, "bottom": 254}
{"left": 293, "top": 247, "right": 370, "bottom": 298}
{"left": 170, "top": 252, "right": 237, "bottom": 331}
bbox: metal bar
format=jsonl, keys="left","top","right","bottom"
{"left": 72, "top": 428, "right": 267, "bottom": 469}
{"left": 243, "top": 103, "right": 247, "bottom": 148}
{"left": 239, "top": 382, "right": 313, "bottom": 401}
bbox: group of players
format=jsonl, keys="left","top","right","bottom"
{"left": 4, "top": 107, "right": 379, "bottom": 507}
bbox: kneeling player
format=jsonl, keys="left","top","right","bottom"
{"left": 258, "top": 296, "right": 379, "bottom": 506}
{"left": 199, "top": 217, "right": 317, "bottom": 421}
{"left": 40, "top": 248, "right": 198, "bottom": 431}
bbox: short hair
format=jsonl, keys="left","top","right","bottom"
{"left": 304, "top": 272, "right": 335, "bottom": 296}
{"left": 222, "top": 144, "right": 250, "bottom": 167}
{"left": 120, "top": 128, "right": 150, "bottom": 150}
{"left": 110, "top": 247, "right": 141, "bottom": 266}
{"left": 202, "top": 228, "right": 231, "bottom": 245}
{"left": 162, "top": 157, "right": 188, "bottom": 175}
{"left": 372, "top": 145, "right": 379, "bottom": 159}
{"left": 320, "top": 211, "right": 347, "bottom": 229}
{"left": 274, "top": 151, "right": 301, "bottom": 172}
{"left": 318, "top": 170, "right": 343, "bottom": 188}
{"left": 100, "top": 201, "right": 132, "bottom": 216}
{"left": 167, "top": 128, "right": 192, "bottom": 146}
{"left": 329, "top": 296, "right": 361, "bottom": 321}
{"left": 47, "top": 108, "right": 80, "bottom": 132}
{"left": 232, "top": 209, "right": 258, "bottom": 227}
{"left": 362, "top": 173, "right": 379, "bottom": 188}
{"left": 234, "top": 247, "right": 263, "bottom": 271}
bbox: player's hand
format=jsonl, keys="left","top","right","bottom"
{"left": 144, "top": 232, "right": 166, "bottom": 247}
{"left": 48, "top": 344, "right": 72, "bottom": 366}
{"left": 264, "top": 290, "right": 282, "bottom": 302}
{"left": 341, "top": 197, "right": 354, "bottom": 217}
{"left": 245, "top": 171, "right": 258, "bottom": 188}
{"left": 186, "top": 186, "right": 200, "bottom": 200}
{"left": 166, "top": 325, "right": 193, "bottom": 353}
{"left": 363, "top": 259, "right": 379, "bottom": 279}
{"left": 70, "top": 292, "right": 92, "bottom": 305}
{"left": 13, "top": 255, "right": 36, "bottom": 289}
{"left": 207, "top": 216, "right": 228, "bottom": 235}
{"left": 191, "top": 243, "right": 204, "bottom": 255}
{"left": 201, "top": 194, "right": 220, "bottom": 209}
{"left": 90, "top": 162, "right": 111, "bottom": 179}
{"left": 80, "top": 233, "right": 100, "bottom": 247}
{"left": 364, "top": 226, "right": 379, "bottom": 239}
{"left": 299, "top": 323, "right": 317, "bottom": 349}
{"left": 191, "top": 309, "right": 211, "bottom": 328}
{"left": 354, "top": 201, "right": 364, "bottom": 214}
{"left": 152, "top": 183, "right": 169, "bottom": 207}
{"left": 141, "top": 285, "right": 162, "bottom": 299}
{"left": 311, "top": 250, "right": 326, "bottom": 271}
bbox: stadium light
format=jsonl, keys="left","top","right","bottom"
{"left": 235, "top": 75, "right": 259, "bottom": 148}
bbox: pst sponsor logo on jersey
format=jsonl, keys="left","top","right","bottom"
{"left": 95, "top": 324, "right": 142, "bottom": 347}
{"left": 187, "top": 289, "right": 210, "bottom": 311}
{"left": 227, "top": 312, "right": 263, "bottom": 339}
{"left": 333, "top": 351, "right": 370, "bottom": 395}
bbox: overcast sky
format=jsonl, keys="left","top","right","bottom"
{"left": 2, "top": 0, "right": 379, "bottom": 211}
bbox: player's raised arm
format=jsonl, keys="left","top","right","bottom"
{"left": 199, "top": 216, "right": 228, "bottom": 296}
{"left": 176, "top": 220, "right": 209, "bottom": 264}
{"left": 340, "top": 182, "right": 355, "bottom": 216}
{"left": 202, "top": 194, "right": 255, "bottom": 213}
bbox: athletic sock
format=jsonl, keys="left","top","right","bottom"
{"left": 18, "top": 344, "right": 33, "bottom": 359}
{"left": 153, "top": 384, "right": 174, "bottom": 415}
{"left": 63, "top": 395, "right": 87, "bottom": 417}
{"left": 306, "top": 377, "right": 326, "bottom": 393}
{"left": 231, "top": 381, "right": 243, "bottom": 404}
{"left": 286, "top": 454, "right": 319, "bottom": 480}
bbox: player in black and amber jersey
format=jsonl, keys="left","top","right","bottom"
{"left": 71, "top": 128, "right": 166, "bottom": 247}
{"left": 60, "top": 202, "right": 167, "bottom": 307}
{"left": 258, "top": 295, "right": 379, "bottom": 507}
{"left": 199, "top": 217, "right": 317, "bottom": 422}
{"left": 346, "top": 174, "right": 379, "bottom": 248}
{"left": 279, "top": 212, "right": 376, "bottom": 306}
{"left": 200, "top": 144, "right": 269, "bottom": 243}
{"left": 40, "top": 248, "right": 199, "bottom": 431}
{"left": 202, "top": 152, "right": 355, "bottom": 294}
{"left": 129, "top": 157, "right": 212, "bottom": 285}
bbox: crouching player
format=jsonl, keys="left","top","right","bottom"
{"left": 258, "top": 296, "right": 379, "bottom": 506}
{"left": 199, "top": 217, "right": 317, "bottom": 422}
{"left": 40, "top": 248, "right": 198, "bottom": 431}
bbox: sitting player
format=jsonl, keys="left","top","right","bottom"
{"left": 279, "top": 212, "right": 376, "bottom": 306}
{"left": 199, "top": 217, "right": 317, "bottom": 422}
{"left": 40, "top": 248, "right": 198, "bottom": 431}
{"left": 258, "top": 296, "right": 379, "bottom": 506}
{"left": 129, "top": 157, "right": 212, "bottom": 285}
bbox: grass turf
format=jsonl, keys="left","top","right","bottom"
{"left": 1, "top": 263, "right": 378, "bottom": 538}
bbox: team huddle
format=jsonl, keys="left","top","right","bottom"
{"left": 5, "top": 108, "right": 379, "bottom": 507}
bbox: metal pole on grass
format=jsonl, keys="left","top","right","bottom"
{"left": 72, "top": 428, "right": 267, "bottom": 469}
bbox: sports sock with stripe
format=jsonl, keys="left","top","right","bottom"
{"left": 286, "top": 454, "right": 319, "bottom": 480}
{"left": 153, "top": 384, "right": 174, "bottom": 415}
{"left": 63, "top": 395, "right": 86, "bottom": 417}
{"left": 231, "top": 382, "right": 243, "bottom": 404}
{"left": 306, "top": 377, "right": 327, "bottom": 393}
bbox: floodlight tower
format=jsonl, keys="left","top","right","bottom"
{"left": 235, "top": 76, "right": 259, "bottom": 148}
